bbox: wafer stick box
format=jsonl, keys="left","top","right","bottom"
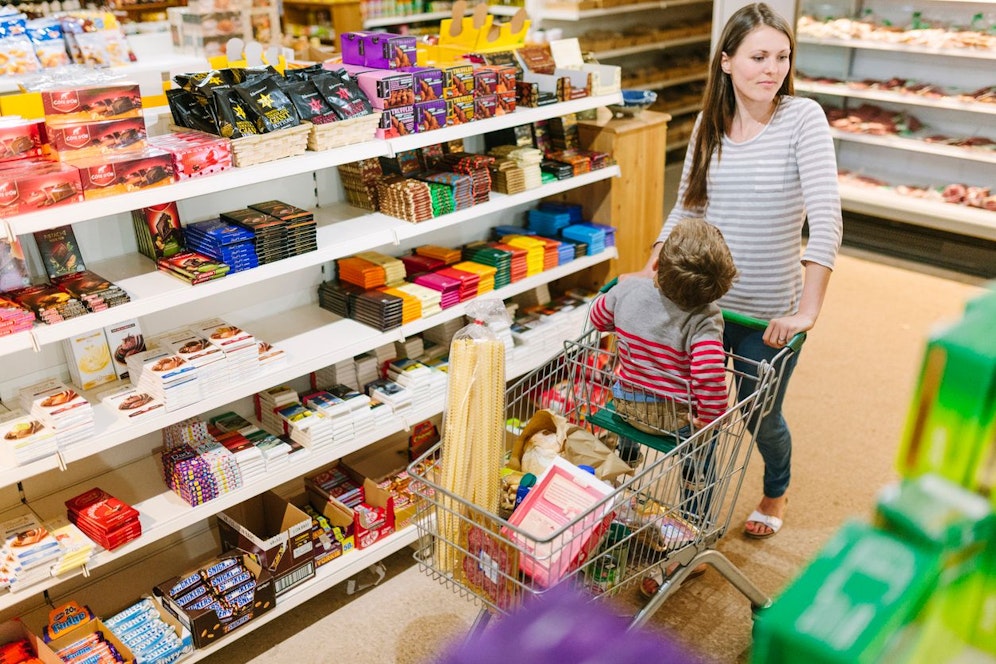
{"left": 217, "top": 491, "right": 315, "bottom": 597}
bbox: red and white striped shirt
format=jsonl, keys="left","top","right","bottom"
{"left": 589, "top": 278, "right": 729, "bottom": 422}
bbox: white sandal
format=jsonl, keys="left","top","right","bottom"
{"left": 743, "top": 509, "right": 784, "bottom": 539}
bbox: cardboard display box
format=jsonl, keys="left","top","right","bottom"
{"left": 0, "top": 619, "right": 61, "bottom": 664}
{"left": 289, "top": 492, "right": 355, "bottom": 568}
{"left": 42, "top": 602, "right": 136, "bottom": 663}
{"left": 217, "top": 490, "right": 316, "bottom": 596}
{"left": 343, "top": 434, "right": 423, "bottom": 531}
{"left": 154, "top": 553, "right": 276, "bottom": 648}
{"left": 306, "top": 461, "right": 396, "bottom": 549}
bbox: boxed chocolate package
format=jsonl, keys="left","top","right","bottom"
{"left": 376, "top": 105, "right": 415, "bottom": 139}
{"left": 132, "top": 201, "right": 184, "bottom": 260}
{"left": 415, "top": 100, "right": 447, "bottom": 133}
{"left": 446, "top": 95, "right": 475, "bottom": 126}
{"left": 41, "top": 82, "right": 143, "bottom": 122}
{"left": 288, "top": 493, "right": 355, "bottom": 568}
{"left": 154, "top": 553, "right": 276, "bottom": 648}
{"left": 70, "top": 148, "right": 174, "bottom": 200}
{"left": 148, "top": 131, "right": 232, "bottom": 180}
{"left": 46, "top": 116, "right": 148, "bottom": 160}
{"left": 0, "top": 161, "right": 83, "bottom": 217}
{"left": 0, "top": 119, "right": 45, "bottom": 163}
{"left": 403, "top": 66, "right": 444, "bottom": 102}
{"left": 440, "top": 63, "right": 474, "bottom": 99}
{"left": 355, "top": 69, "right": 415, "bottom": 110}
{"left": 217, "top": 491, "right": 315, "bottom": 597}
{"left": 340, "top": 31, "right": 416, "bottom": 69}
{"left": 473, "top": 68, "right": 498, "bottom": 96}
{"left": 475, "top": 94, "right": 498, "bottom": 121}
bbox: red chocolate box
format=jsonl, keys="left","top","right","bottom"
{"left": 148, "top": 131, "right": 232, "bottom": 180}
{"left": 47, "top": 116, "right": 148, "bottom": 161}
{"left": 70, "top": 148, "right": 174, "bottom": 200}
{"left": 0, "top": 119, "right": 45, "bottom": 163}
{"left": 42, "top": 83, "right": 143, "bottom": 122}
{"left": 0, "top": 162, "right": 83, "bottom": 217}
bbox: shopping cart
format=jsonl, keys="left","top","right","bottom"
{"left": 408, "top": 279, "right": 804, "bottom": 631}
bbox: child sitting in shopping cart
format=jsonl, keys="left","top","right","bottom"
{"left": 588, "top": 216, "right": 737, "bottom": 465}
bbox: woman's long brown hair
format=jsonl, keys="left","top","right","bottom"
{"left": 683, "top": 3, "right": 796, "bottom": 209}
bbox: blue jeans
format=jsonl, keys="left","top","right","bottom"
{"left": 723, "top": 321, "right": 800, "bottom": 499}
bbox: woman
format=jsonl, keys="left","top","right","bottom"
{"left": 642, "top": 3, "right": 842, "bottom": 539}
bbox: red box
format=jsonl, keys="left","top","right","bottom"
{"left": 375, "top": 105, "right": 415, "bottom": 139}
{"left": 46, "top": 116, "right": 147, "bottom": 160}
{"left": 148, "top": 131, "right": 232, "bottom": 180}
{"left": 496, "top": 89, "right": 517, "bottom": 115}
{"left": 0, "top": 161, "right": 83, "bottom": 217}
{"left": 0, "top": 119, "right": 45, "bottom": 163}
{"left": 42, "top": 83, "right": 143, "bottom": 122}
{"left": 71, "top": 148, "right": 174, "bottom": 200}
{"left": 473, "top": 68, "right": 498, "bottom": 95}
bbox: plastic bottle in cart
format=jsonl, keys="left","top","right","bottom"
{"left": 514, "top": 473, "right": 536, "bottom": 509}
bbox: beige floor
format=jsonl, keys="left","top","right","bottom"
{"left": 200, "top": 246, "right": 986, "bottom": 664}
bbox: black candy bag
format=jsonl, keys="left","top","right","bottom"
{"left": 212, "top": 86, "right": 258, "bottom": 138}
{"left": 283, "top": 80, "right": 337, "bottom": 124}
{"left": 233, "top": 74, "right": 300, "bottom": 133}
{"left": 313, "top": 72, "right": 373, "bottom": 121}
{"left": 283, "top": 63, "right": 325, "bottom": 83}
{"left": 166, "top": 88, "right": 219, "bottom": 134}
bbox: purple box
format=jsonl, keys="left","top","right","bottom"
{"left": 356, "top": 69, "right": 415, "bottom": 109}
{"left": 414, "top": 99, "right": 447, "bottom": 133}
{"left": 338, "top": 31, "right": 380, "bottom": 67}
{"left": 376, "top": 105, "right": 416, "bottom": 139}
{"left": 402, "top": 66, "right": 444, "bottom": 102}
{"left": 341, "top": 31, "right": 417, "bottom": 69}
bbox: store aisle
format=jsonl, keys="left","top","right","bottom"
{"left": 203, "top": 247, "right": 985, "bottom": 664}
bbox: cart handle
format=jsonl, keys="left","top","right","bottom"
{"left": 598, "top": 278, "right": 806, "bottom": 352}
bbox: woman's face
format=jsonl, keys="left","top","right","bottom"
{"left": 721, "top": 25, "right": 791, "bottom": 108}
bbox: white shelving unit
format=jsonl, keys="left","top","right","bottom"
{"left": 533, "top": 0, "right": 711, "bottom": 153}
{"left": 0, "top": 89, "right": 622, "bottom": 651}
{"left": 795, "top": 0, "right": 996, "bottom": 239}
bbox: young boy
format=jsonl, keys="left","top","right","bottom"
{"left": 589, "top": 217, "right": 737, "bottom": 462}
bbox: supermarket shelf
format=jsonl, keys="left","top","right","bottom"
{"left": 363, "top": 10, "right": 455, "bottom": 27}
{"left": 488, "top": 5, "right": 524, "bottom": 16}
{"left": 639, "top": 70, "right": 708, "bottom": 90}
{"left": 386, "top": 92, "right": 622, "bottom": 155}
{"left": 3, "top": 397, "right": 443, "bottom": 615}
{"left": 796, "top": 81, "right": 996, "bottom": 116}
{"left": 666, "top": 137, "right": 691, "bottom": 152}
{"left": 593, "top": 34, "right": 710, "bottom": 59}
{"left": 2, "top": 167, "right": 618, "bottom": 358}
{"left": 0, "top": 248, "right": 617, "bottom": 490}
{"left": 539, "top": 0, "right": 708, "bottom": 20}
{"left": 1, "top": 92, "right": 622, "bottom": 239}
{"left": 839, "top": 181, "right": 996, "bottom": 242}
{"left": 184, "top": 525, "right": 421, "bottom": 663}
{"left": 830, "top": 129, "right": 996, "bottom": 165}
{"left": 3, "top": 142, "right": 390, "bottom": 239}
{"left": 797, "top": 35, "right": 996, "bottom": 61}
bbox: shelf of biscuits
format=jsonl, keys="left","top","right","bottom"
{"left": 11, "top": 168, "right": 617, "bottom": 355}
{"left": 3, "top": 92, "right": 622, "bottom": 239}
{"left": 591, "top": 33, "right": 711, "bottom": 60}
{"left": 829, "top": 129, "right": 996, "bottom": 165}
{"left": 1, "top": 248, "right": 615, "bottom": 492}
{"left": 538, "top": 0, "right": 709, "bottom": 21}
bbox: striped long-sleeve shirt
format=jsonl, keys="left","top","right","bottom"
{"left": 658, "top": 96, "right": 843, "bottom": 320}
{"left": 589, "top": 278, "right": 729, "bottom": 423}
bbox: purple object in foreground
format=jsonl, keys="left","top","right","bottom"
{"left": 438, "top": 585, "right": 698, "bottom": 664}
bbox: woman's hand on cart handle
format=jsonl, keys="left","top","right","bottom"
{"left": 723, "top": 311, "right": 808, "bottom": 352}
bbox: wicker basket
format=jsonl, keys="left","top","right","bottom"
{"left": 306, "top": 112, "right": 382, "bottom": 152}
{"left": 167, "top": 123, "right": 311, "bottom": 168}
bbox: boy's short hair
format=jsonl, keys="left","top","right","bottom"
{"left": 656, "top": 218, "right": 738, "bottom": 310}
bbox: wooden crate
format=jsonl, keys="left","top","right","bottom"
{"left": 306, "top": 113, "right": 382, "bottom": 152}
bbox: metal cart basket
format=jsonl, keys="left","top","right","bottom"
{"left": 408, "top": 287, "right": 803, "bottom": 630}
